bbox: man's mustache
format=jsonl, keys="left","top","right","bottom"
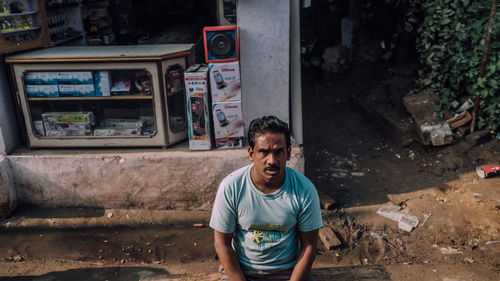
{"left": 265, "top": 165, "right": 279, "bottom": 171}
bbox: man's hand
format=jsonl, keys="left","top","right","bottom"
{"left": 290, "top": 229, "right": 319, "bottom": 281}
{"left": 214, "top": 230, "right": 247, "bottom": 281}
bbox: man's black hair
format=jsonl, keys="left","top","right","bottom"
{"left": 248, "top": 116, "right": 291, "bottom": 149}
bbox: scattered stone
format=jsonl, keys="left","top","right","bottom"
{"left": 317, "top": 190, "right": 336, "bottom": 210}
{"left": 465, "top": 130, "right": 491, "bottom": 146}
{"left": 421, "top": 213, "right": 431, "bottom": 227}
{"left": 376, "top": 203, "right": 419, "bottom": 232}
{"left": 404, "top": 92, "right": 453, "bottom": 146}
{"left": 319, "top": 227, "right": 342, "bottom": 250}
{"left": 440, "top": 246, "right": 462, "bottom": 255}
{"left": 420, "top": 123, "right": 453, "bottom": 146}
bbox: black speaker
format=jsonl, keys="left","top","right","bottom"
{"left": 203, "top": 25, "right": 239, "bottom": 63}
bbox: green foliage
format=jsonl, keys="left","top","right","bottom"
{"left": 384, "top": 0, "right": 500, "bottom": 132}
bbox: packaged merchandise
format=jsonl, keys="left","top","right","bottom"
{"left": 110, "top": 77, "right": 131, "bottom": 95}
{"left": 45, "top": 129, "right": 92, "bottom": 137}
{"left": 184, "top": 64, "right": 211, "bottom": 150}
{"left": 26, "top": 84, "right": 59, "bottom": 97}
{"left": 32, "top": 119, "right": 45, "bottom": 136}
{"left": 94, "top": 128, "right": 142, "bottom": 136}
{"left": 42, "top": 111, "right": 94, "bottom": 126}
{"left": 215, "top": 137, "right": 243, "bottom": 149}
{"left": 43, "top": 121, "right": 91, "bottom": 131}
{"left": 100, "top": 119, "right": 143, "bottom": 129}
{"left": 24, "top": 72, "right": 58, "bottom": 85}
{"left": 94, "top": 71, "right": 111, "bottom": 96}
{"left": 138, "top": 116, "right": 155, "bottom": 136}
{"left": 57, "top": 71, "right": 93, "bottom": 84}
{"left": 212, "top": 101, "right": 244, "bottom": 149}
{"left": 209, "top": 61, "right": 241, "bottom": 102}
{"left": 58, "top": 84, "right": 95, "bottom": 97}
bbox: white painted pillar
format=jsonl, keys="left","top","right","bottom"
{"left": 290, "top": 0, "right": 303, "bottom": 145}
{"left": 237, "top": 0, "right": 290, "bottom": 136}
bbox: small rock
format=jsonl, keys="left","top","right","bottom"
{"left": 465, "top": 130, "right": 491, "bottom": 146}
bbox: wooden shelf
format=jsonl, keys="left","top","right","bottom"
{"left": 28, "top": 95, "right": 154, "bottom": 101}
{"left": 0, "top": 11, "right": 38, "bottom": 19}
{"left": 1, "top": 26, "right": 40, "bottom": 35}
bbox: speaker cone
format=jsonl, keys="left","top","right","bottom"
{"left": 208, "top": 32, "right": 235, "bottom": 58}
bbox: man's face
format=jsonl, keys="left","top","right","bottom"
{"left": 248, "top": 132, "right": 291, "bottom": 187}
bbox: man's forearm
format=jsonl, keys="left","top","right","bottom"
{"left": 289, "top": 244, "right": 317, "bottom": 281}
{"left": 215, "top": 243, "right": 247, "bottom": 281}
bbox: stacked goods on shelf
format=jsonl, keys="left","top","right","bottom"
{"left": 24, "top": 71, "right": 96, "bottom": 97}
{"left": 41, "top": 111, "right": 94, "bottom": 137}
{"left": 23, "top": 70, "right": 148, "bottom": 97}
{"left": 184, "top": 64, "right": 211, "bottom": 150}
{"left": 94, "top": 119, "right": 142, "bottom": 136}
{"left": 93, "top": 71, "right": 111, "bottom": 96}
{"left": 209, "top": 61, "right": 243, "bottom": 148}
{"left": 24, "top": 72, "right": 59, "bottom": 97}
{"left": 0, "top": 0, "right": 36, "bottom": 43}
{"left": 110, "top": 70, "right": 151, "bottom": 96}
{"left": 57, "top": 71, "right": 95, "bottom": 97}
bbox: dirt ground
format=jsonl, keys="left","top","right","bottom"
{"left": 0, "top": 58, "right": 499, "bottom": 281}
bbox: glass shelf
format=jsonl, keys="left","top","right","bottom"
{"left": 0, "top": 11, "right": 38, "bottom": 19}
{"left": 1, "top": 26, "right": 40, "bottom": 35}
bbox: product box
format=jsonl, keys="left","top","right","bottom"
{"left": 58, "top": 84, "right": 95, "bottom": 97}
{"left": 26, "top": 84, "right": 59, "bottom": 97}
{"left": 42, "top": 112, "right": 94, "bottom": 131}
{"left": 94, "top": 71, "right": 111, "bottom": 96}
{"left": 138, "top": 116, "right": 155, "bottom": 136}
{"left": 32, "top": 119, "right": 45, "bottom": 136}
{"left": 45, "top": 129, "right": 92, "bottom": 137}
{"left": 42, "top": 112, "right": 95, "bottom": 124}
{"left": 216, "top": 137, "right": 243, "bottom": 149}
{"left": 57, "top": 71, "right": 93, "bottom": 84}
{"left": 24, "top": 72, "right": 58, "bottom": 84}
{"left": 94, "top": 128, "right": 142, "bottom": 136}
{"left": 100, "top": 119, "right": 143, "bottom": 129}
{"left": 212, "top": 101, "right": 244, "bottom": 149}
{"left": 43, "top": 121, "right": 91, "bottom": 131}
{"left": 209, "top": 61, "right": 241, "bottom": 102}
{"left": 185, "top": 64, "right": 212, "bottom": 150}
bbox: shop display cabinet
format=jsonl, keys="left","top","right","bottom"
{"left": 6, "top": 44, "right": 193, "bottom": 148}
{"left": 0, "top": 0, "right": 50, "bottom": 54}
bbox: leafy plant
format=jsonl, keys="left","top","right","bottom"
{"left": 384, "top": 0, "right": 500, "bottom": 132}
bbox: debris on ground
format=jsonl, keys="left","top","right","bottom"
{"left": 475, "top": 163, "right": 500, "bottom": 179}
{"left": 440, "top": 247, "right": 462, "bottom": 255}
{"left": 319, "top": 227, "right": 342, "bottom": 250}
{"left": 376, "top": 203, "right": 419, "bottom": 232}
{"left": 318, "top": 190, "right": 336, "bottom": 210}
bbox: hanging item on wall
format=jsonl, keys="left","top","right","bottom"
{"left": 203, "top": 25, "right": 239, "bottom": 63}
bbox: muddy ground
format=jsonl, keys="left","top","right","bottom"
{"left": 0, "top": 58, "right": 499, "bottom": 280}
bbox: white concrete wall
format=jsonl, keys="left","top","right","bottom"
{"left": 0, "top": 61, "right": 20, "bottom": 155}
{"left": 0, "top": 156, "right": 16, "bottom": 217}
{"left": 238, "top": 0, "right": 290, "bottom": 135}
{"left": 7, "top": 146, "right": 303, "bottom": 210}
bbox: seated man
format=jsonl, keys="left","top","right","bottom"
{"left": 210, "top": 116, "right": 322, "bottom": 281}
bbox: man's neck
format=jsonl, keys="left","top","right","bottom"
{"left": 250, "top": 166, "right": 285, "bottom": 194}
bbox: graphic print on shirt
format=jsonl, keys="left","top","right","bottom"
{"left": 247, "top": 223, "right": 284, "bottom": 250}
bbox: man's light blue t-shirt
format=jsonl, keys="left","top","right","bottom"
{"left": 210, "top": 164, "right": 323, "bottom": 273}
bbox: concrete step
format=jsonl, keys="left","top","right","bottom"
{"left": 0, "top": 207, "right": 212, "bottom": 229}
